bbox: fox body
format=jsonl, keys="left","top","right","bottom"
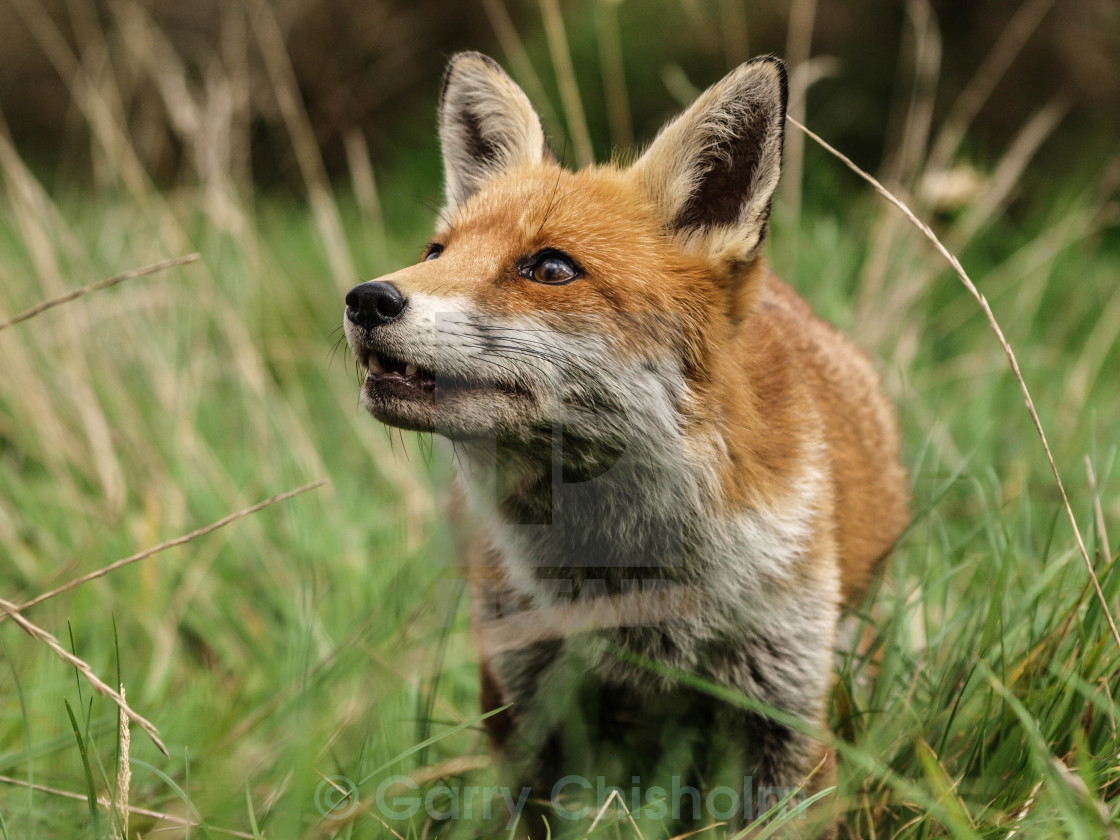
{"left": 345, "top": 53, "right": 908, "bottom": 835}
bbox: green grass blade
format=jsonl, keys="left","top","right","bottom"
{"left": 245, "top": 783, "right": 264, "bottom": 840}
{"left": 63, "top": 699, "right": 101, "bottom": 838}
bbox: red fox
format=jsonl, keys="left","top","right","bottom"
{"left": 345, "top": 52, "right": 908, "bottom": 837}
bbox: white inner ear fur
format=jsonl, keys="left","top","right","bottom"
{"left": 439, "top": 53, "right": 550, "bottom": 213}
{"left": 632, "top": 58, "right": 786, "bottom": 263}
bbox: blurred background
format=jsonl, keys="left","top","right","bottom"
{"left": 2, "top": 0, "right": 1117, "bottom": 195}
{"left": 1, "top": 1, "right": 1118, "bottom": 838}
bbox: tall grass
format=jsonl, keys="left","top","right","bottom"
{"left": 1, "top": 1, "right": 1118, "bottom": 838}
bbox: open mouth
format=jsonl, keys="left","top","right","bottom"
{"left": 365, "top": 351, "right": 436, "bottom": 393}
{"left": 352, "top": 338, "right": 534, "bottom": 436}
{"left": 360, "top": 347, "right": 527, "bottom": 399}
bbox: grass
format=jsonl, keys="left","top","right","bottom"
{"left": 1, "top": 1, "right": 1119, "bottom": 838}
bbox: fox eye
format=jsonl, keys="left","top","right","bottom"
{"left": 520, "top": 250, "right": 581, "bottom": 285}
{"left": 424, "top": 243, "right": 444, "bottom": 261}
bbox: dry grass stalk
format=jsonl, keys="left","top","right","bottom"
{"left": 0, "top": 254, "right": 199, "bottom": 333}
{"left": 0, "top": 596, "right": 168, "bottom": 755}
{"left": 887, "top": 0, "right": 941, "bottom": 189}
{"left": 856, "top": 0, "right": 941, "bottom": 329}
{"left": 403, "top": 755, "right": 491, "bottom": 789}
{"left": 539, "top": 0, "right": 595, "bottom": 167}
{"left": 343, "top": 128, "right": 387, "bottom": 264}
{"left": 789, "top": 114, "right": 1120, "bottom": 652}
{"left": 927, "top": 0, "right": 1055, "bottom": 174}
{"left": 116, "top": 683, "right": 132, "bottom": 839}
{"left": 945, "top": 96, "right": 1068, "bottom": 252}
{"left": 245, "top": 0, "right": 356, "bottom": 289}
{"left": 6, "top": 0, "right": 152, "bottom": 204}
{"left": 780, "top": 0, "right": 817, "bottom": 258}
{"left": 479, "top": 0, "right": 562, "bottom": 133}
{"left": 3, "top": 479, "right": 328, "bottom": 621}
{"left": 665, "top": 825, "right": 726, "bottom": 840}
{"left": 0, "top": 114, "right": 129, "bottom": 512}
{"left": 867, "top": 95, "right": 1067, "bottom": 356}
{"left": 110, "top": 1, "right": 251, "bottom": 241}
{"left": 586, "top": 787, "right": 647, "bottom": 837}
{"left": 98, "top": 682, "right": 133, "bottom": 839}
{"left": 1085, "top": 456, "right": 1113, "bottom": 568}
{"left": 0, "top": 773, "right": 255, "bottom": 839}
{"left": 595, "top": 0, "right": 634, "bottom": 152}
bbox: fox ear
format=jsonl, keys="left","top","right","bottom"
{"left": 439, "top": 52, "right": 553, "bottom": 213}
{"left": 634, "top": 56, "right": 787, "bottom": 264}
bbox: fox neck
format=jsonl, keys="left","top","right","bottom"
{"left": 453, "top": 363, "right": 718, "bottom": 595}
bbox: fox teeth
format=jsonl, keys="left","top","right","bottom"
{"left": 405, "top": 363, "right": 418, "bottom": 377}
{"left": 367, "top": 355, "right": 385, "bottom": 375}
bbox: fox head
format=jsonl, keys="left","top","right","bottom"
{"left": 345, "top": 52, "right": 787, "bottom": 456}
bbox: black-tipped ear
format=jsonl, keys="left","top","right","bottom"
{"left": 439, "top": 52, "right": 553, "bottom": 213}
{"left": 633, "top": 56, "right": 787, "bottom": 263}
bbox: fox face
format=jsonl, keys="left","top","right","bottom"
{"left": 344, "top": 52, "right": 907, "bottom": 837}
{"left": 344, "top": 53, "right": 785, "bottom": 454}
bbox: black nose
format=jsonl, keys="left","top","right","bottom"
{"left": 345, "top": 281, "right": 407, "bottom": 328}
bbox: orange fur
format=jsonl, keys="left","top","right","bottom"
{"left": 345, "top": 53, "right": 908, "bottom": 837}
{"left": 389, "top": 164, "right": 907, "bottom": 595}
